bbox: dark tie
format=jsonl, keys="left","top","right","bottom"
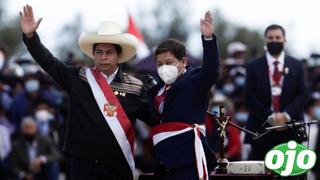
{"left": 272, "top": 60, "right": 281, "bottom": 112}
{"left": 273, "top": 61, "right": 281, "bottom": 86}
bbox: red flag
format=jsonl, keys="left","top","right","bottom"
{"left": 127, "top": 14, "right": 149, "bottom": 62}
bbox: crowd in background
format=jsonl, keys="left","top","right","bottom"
{"left": 0, "top": 41, "right": 320, "bottom": 179}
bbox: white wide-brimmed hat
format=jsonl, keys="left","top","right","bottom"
{"left": 79, "top": 21, "right": 138, "bottom": 63}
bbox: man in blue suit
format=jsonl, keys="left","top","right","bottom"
{"left": 245, "top": 24, "right": 309, "bottom": 160}
{"left": 148, "top": 11, "right": 219, "bottom": 180}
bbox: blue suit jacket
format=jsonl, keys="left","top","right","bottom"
{"left": 148, "top": 35, "right": 220, "bottom": 169}
{"left": 244, "top": 55, "right": 309, "bottom": 146}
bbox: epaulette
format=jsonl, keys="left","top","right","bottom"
{"left": 78, "top": 66, "right": 88, "bottom": 82}
{"left": 111, "top": 73, "right": 143, "bottom": 96}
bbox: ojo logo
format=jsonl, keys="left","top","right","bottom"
{"left": 265, "top": 141, "right": 316, "bottom": 176}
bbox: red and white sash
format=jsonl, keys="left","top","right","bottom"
{"left": 151, "top": 122, "right": 208, "bottom": 180}
{"left": 85, "top": 68, "right": 135, "bottom": 173}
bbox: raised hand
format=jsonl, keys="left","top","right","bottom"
{"left": 19, "top": 4, "right": 42, "bottom": 38}
{"left": 200, "top": 11, "right": 214, "bottom": 38}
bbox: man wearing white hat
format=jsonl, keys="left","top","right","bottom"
{"left": 20, "top": 5, "right": 151, "bottom": 180}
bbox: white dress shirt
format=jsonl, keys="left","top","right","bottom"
{"left": 266, "top": 51, "right": 285, "bottom": 86}
{"left": 101, "top": 67, "right": 119, "bottom": 84}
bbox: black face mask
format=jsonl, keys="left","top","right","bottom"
{"left": 23, "top": 134, "right": 36, "bottom": 143}
{"left": 267, "top": 42, "right": 284, "bottom": 55}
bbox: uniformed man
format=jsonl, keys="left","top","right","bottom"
{"left": 148, "top": 11, "right": 220, "bottom": 180}
{"left": 20, "top": 5, "right": 150, "bottom": 180}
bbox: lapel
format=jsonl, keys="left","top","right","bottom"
{"left": 280, "top": 56, "right": 291, "bottom": 103}
{"left": 259, "top": 55, "right": 272, "bottom": 103}
{"left": 110, "top": 65, "right": 125, "bottom": 85}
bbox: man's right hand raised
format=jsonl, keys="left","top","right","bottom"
{"left": 19, "top": 4, "right": 42, "bottom": 38}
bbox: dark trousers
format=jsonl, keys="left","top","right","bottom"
{"left": 70, "top": 156, "right": 133, "bottom": 180}
{"left": 33, "top": 162, "right": 60, "bottom": 180}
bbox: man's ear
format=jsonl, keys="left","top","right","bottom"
{"left": 181, "top": 57, "right": 188, "bottom": 67}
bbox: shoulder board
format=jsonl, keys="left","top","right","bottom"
{"left": 111, "top": 73, "right": 143, "bottom": 96}
{"left": 78, "top": 66, "right": 88, "bottom": 82}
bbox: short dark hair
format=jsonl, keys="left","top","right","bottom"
{"left": 155, "top": 39, "right": 186, "bottom": 60}
{"left": 264, "top": 24, "right": 286, "bottom": 37}
{"left": 92, "top": 43, "right": 122, "bottom": 55}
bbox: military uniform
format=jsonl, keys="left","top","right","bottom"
{"left": 23, "top": 33, "right": 151, "bottom": 180}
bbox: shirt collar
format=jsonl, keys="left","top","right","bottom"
{"left": 101, "top": 66, "right": 119, "bottom": 84}
{"left": 266, "top": 51, "right": 285, "bottom": 67}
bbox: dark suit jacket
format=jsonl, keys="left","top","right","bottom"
{"left": 244, "top": 55, "right": 309, "bottom": 147}
{"left": 148, "top": 35, "right": 220, "bottom": 168}
{"left": 10, "top": 136, "right": 60, "bottom": 176}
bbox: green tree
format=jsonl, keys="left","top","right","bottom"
{"left": 0, "top": 17, "right": 23, "bottom": 58}
{"left": 134, "top": 2, "right": 265, "bottom": 61}
{"left": 214, "top": 10, "right": 265, "bottom": 60}
{"left": 137, "top": 0, "right": 191, "bottom": 48}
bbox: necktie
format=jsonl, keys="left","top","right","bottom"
{"left": 154, "top": 85, "right": 170, "bottom": 113}
{"left": 272, "top": 61, "right": 281, "bottom": 112}
{"left": 273, "top": 61, "right": 281, "bottom": 86}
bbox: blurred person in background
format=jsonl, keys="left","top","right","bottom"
{"left": 232, "top": 101, "right": 250, "bottom": 160}
{"left": 0, "top": 103, "right": 12, "bottom": 179}
{"left": 245, "top": 24, "right": 310, "bottom": 160}
{"left": 206, "top": 91, "right": 241, "bottom": 161}
{"left": 10, "top": 117, "right": 60, "bottom": 180}
{"left": 304, "top": 92, "right": 320, "bottom": 179}
{"left": 33, "top": 99, "right": 57, "bottom": 142}
{"left": 224, "top": 41, "right": 247, "bottom": 67}
{"left": 215, "top": 41, "right": 247, "bottom": 91}
{"left": 9, "top": 74, "right": 47, "bottom": 133}
{"left": 0, "top": 79, "right": 13, "bottom": 114}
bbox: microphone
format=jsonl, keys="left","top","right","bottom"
{"left": 262, "top": 114, "right": 274, "bottom": 127}
{"left": 143, "top": 74, "right": 158, "bottom": 91}
{"left": 254, "top": 120, "right": 318, "bottom": 141}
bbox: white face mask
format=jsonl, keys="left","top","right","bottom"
{"left": 157, "top": 62, "right": 182, "bottom": 84}
{"left": 35, "top": 110, "right": 54, "bottom": 122}
{"left": 25, "top": 80, "right": 40, "bottom": 93}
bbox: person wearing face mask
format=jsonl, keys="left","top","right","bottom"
{"left": 303, "top": 95, "right": 320, "bottom": 179}
{"left": 9, "top": 117, "right": 60, "bottom": 180}
{"left": 9, "top": 74, "right": 46, "bottom": 133}
{"left": 205, "top": 93, "right": 242, "bottom": 162}
{"left": 148, "top": 11, "right": 220, "bottom": 180}
{"left": 34, "top": 99, "right": 55, "bottom": 138}
{"left": 244, "top": 24, "right": 309, "bottom": 160}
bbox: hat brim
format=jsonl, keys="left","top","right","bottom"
{"left": 79, "top": 32, "right": 138, "bottom": 63}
